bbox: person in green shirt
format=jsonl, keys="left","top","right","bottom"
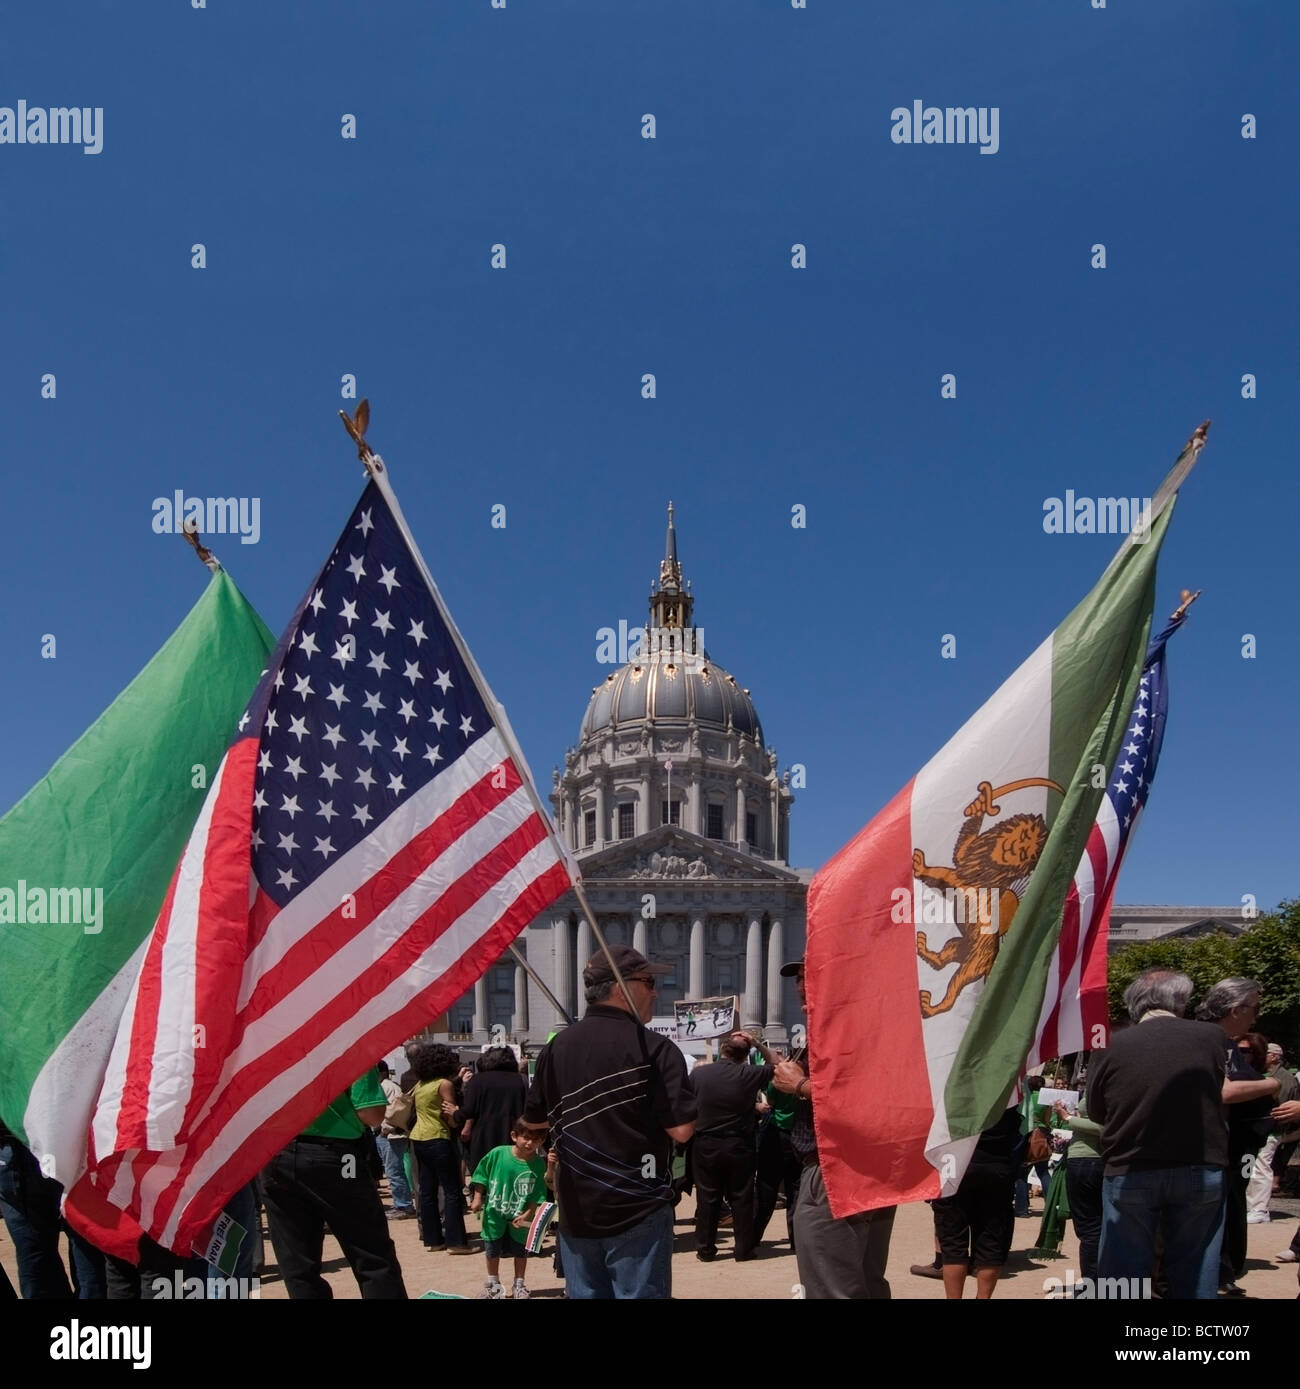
{"left": 469, "top": 1120, "right": 548, "bottom": 1300}
{"left": 261, "top": 1069, "right": 407, "bottom": 1299}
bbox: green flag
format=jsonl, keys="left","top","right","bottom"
{"left": 0, "top": 569, "right": 274, "bottom": 1187}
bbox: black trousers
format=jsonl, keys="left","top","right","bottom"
{"left": 261, "top": 1139, "right": 406, "bottom": 1299}
{"left": 694, "top": 1133, "right": 757, "bottom": 1258}
{"left": 1219, "top": 1153, "right": 1252, "bottom": 1284}
{"left": 1064, "top": 1156, "right": 1104, "bottom": 1282}
{"left": 754, "top": 1122, "right": 801, "bottom": 1251}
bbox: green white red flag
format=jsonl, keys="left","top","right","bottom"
{"left": 0, "top": 572, "right": 274, "bottom": 1189}
{"left": 807, "top": 426, "right": 1206, "bottom": 1217}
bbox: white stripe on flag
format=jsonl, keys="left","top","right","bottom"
{"left": 24, "top": 934, "right": 150, "bottom": 1190}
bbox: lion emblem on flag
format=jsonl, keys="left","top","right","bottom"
{"left": 913, "top": 778, "right": 1058, "bottom": 1018}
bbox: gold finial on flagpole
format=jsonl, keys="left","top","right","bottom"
{"left": 339, "top": 398, "right": 384, "bottom": 478}
{"left": 181, "top": 520, "right": 221, "bottom": 574}
{"left": 1171, "top": 587, "right": 1202, "bottom": 620}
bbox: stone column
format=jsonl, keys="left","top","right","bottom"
{"left": 689, "top": 916, "right": 706, "bottom": 999}
{"left": 594, "top": 778, "right": 606, "bottom": 849}
{"left": 553, "top": 915, "right": 573, "bottom": 1022}
{"left": 566, "top": 791, "right": 578, "bottom": 848}
{"left": 633, "top": 915, "right": 648, "bottom": 958}
{"left": 743, "top": 915, "right": 763, "bottom": 1027}
{"left": 735, "top": 778, "right": 747, "bottom": 848}
{"left": 765, "top": 916, "right": 784, "bottom": 1029}
{"left": 640, "top": 767, "right": 652, "bottom": 834}
{"left": 686, "top": 778, "right": 700, "bottom": 837}
{"left": 512, "top": 963, "right": 529, "bottom": 1036}
{"left": 770, "top": 785, "right": 780, "bottom": 860}
{"left": 472, "top": 974, "right": 489, "bottom": 1040}
{"left": 575, "top": 915, "right": 592, "bottom": 1017}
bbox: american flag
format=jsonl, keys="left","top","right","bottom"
{"left": 1026, "top": 609, "right": 1186, "bottom": 1069}
{"left": 65, "top": 474, "right": 576, "bottom": 1260}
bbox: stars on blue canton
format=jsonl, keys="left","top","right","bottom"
{"left": 243, "top": 485, "right": 492, "bottom": 907}
{"left": 1110, "top": 665, "right": 1163, "bottom": 833}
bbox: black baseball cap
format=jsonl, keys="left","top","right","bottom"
{"left": 583, "top": 944, "right": 671, "bottom": 986}
{"left": 779, "top": 959, "right": 804, "bottom": 978}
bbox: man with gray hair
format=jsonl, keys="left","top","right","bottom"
{"left": 1085, "top": 969, "right": 1229, "bottom": 1298}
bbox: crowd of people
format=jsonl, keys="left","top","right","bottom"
{"left": 3, "top": 954, "right": 1297, "bottom": 1301}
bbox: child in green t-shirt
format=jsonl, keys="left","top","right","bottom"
{"left": 469, "top": 1119, "right": 548, "bottom": 1300}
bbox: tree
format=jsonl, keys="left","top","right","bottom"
{"left": 1107, "top": 899, "right": 1300, "bottom": 1052}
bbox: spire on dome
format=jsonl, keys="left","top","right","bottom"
{"left": 650, "top": 501, "right": 694, "bottom": 631}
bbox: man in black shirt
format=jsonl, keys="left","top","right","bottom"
{"left": 1086, "top": 968, "right": 1240, "bottom": 1299}
{"left": 524, "top": 944, "right": 696, "bottom": 1299}
{"left": 690, "top": 1031, "right": 776, "bottom": 1262}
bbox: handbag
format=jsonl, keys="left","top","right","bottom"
{"left": 1024, "top": 1126, "right": 1052, "bottom": 1165}
{"left": 384, "top": 1087, "right": 416, "bottom": 1133}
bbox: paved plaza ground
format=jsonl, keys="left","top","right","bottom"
{"left": 6, "top": 1184, "right": 1297, "bottom": 1302}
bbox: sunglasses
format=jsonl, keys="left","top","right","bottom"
{"left": 628, "top": 975, "right": 658, "bottom": 988}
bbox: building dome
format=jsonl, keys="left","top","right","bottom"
{"left": 581, "top": 650, "right": 762, "bottom": 742}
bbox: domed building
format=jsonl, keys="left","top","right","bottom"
{"left": 446, "top": 505, "right": 810, "bottom": 1045}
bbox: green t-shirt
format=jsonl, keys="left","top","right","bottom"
{"left": 301, "top": 1071, "right": 387, "bottom": 1140}
{"left": 471, "top": 1145, "right": 547, "bottom": 1244}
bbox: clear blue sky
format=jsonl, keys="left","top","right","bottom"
{"left": 2, "top": 1, "right": 1295, "bottom": 912}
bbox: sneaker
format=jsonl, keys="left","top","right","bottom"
{"left": 909, "top": 1262, "right": 944, "bottom": 1280}
{"left": 1246, "top": 1212, "right": 1270, "bottom": 1224}
{"left": 1277, "top": 1250, "right": 1298, "bottom": 1263}
{"left": 512, "top": 1280, "right": 530, "bottom": 1300}
{"left": 479, "top": 1280, "right": 506, "bottom": 1300}
{"left": 424, "top": 1243, "right": 447, "bottom": 1252}
{"left": 447, "top": 1245, "right": 476, "bottom": 1255}
{"left": 387, "top": 1208, "right": 416, "bottom": 1220}
{"left": 696, "top": 1249, "right": 717, "bottom": 1262}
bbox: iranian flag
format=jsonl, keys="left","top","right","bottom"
{"left": 0, "top": 571, "right": 274, "bottom": 1193}
{"left": 807, "top": 426, "right": 1206, "bottom": 1217}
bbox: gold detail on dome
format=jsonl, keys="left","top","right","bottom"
{"left": 663, "top": 663, "right": 677, "bottom": 679}
{"left": 629, "top": 666, "right": 645, "bottom": 683}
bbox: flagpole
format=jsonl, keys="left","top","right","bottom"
{"left": 507, "top": 941, "right": 573, "bottom": 1028}
{"left": 1099, "top": 420, "right": 1209, "bottom": 580}
{"left": 338, "top": 404, "right": 639, "bottom": 1020}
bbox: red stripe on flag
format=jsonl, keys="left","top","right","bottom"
{"left": 112, "top": 857, "right": 184, "bottom": 1149}
{"left": 183, "top": 739, "right": 261, "bottom": 1140}
{"left": 807, "top": 780, "right": 937, "bottom": 1215}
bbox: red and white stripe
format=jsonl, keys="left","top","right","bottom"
{"left": 1026, "top": 798, "right": 1133, "bottom": 1071}
{"left": 66, "top": 725, "right": 572, "bottom": 1260}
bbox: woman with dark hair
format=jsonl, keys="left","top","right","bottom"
{"left": 453, "top": 1046, "right": 529, "bottom": 1177}
{"left": 408, "top": 1043, "right": 473, "bottom": 1254}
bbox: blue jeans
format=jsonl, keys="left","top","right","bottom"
{"left": 559, "top": 1202, "right": 674, "bottom": 1299}
{"left": 375, "top": 1136, "right": 413, "bottom": 1211}
{"left": 0, "top": 1138, "right": 106, "bottom": 1299}
{"left": 1100, "top": 1165, "right": 1224, "bottom": 1300}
